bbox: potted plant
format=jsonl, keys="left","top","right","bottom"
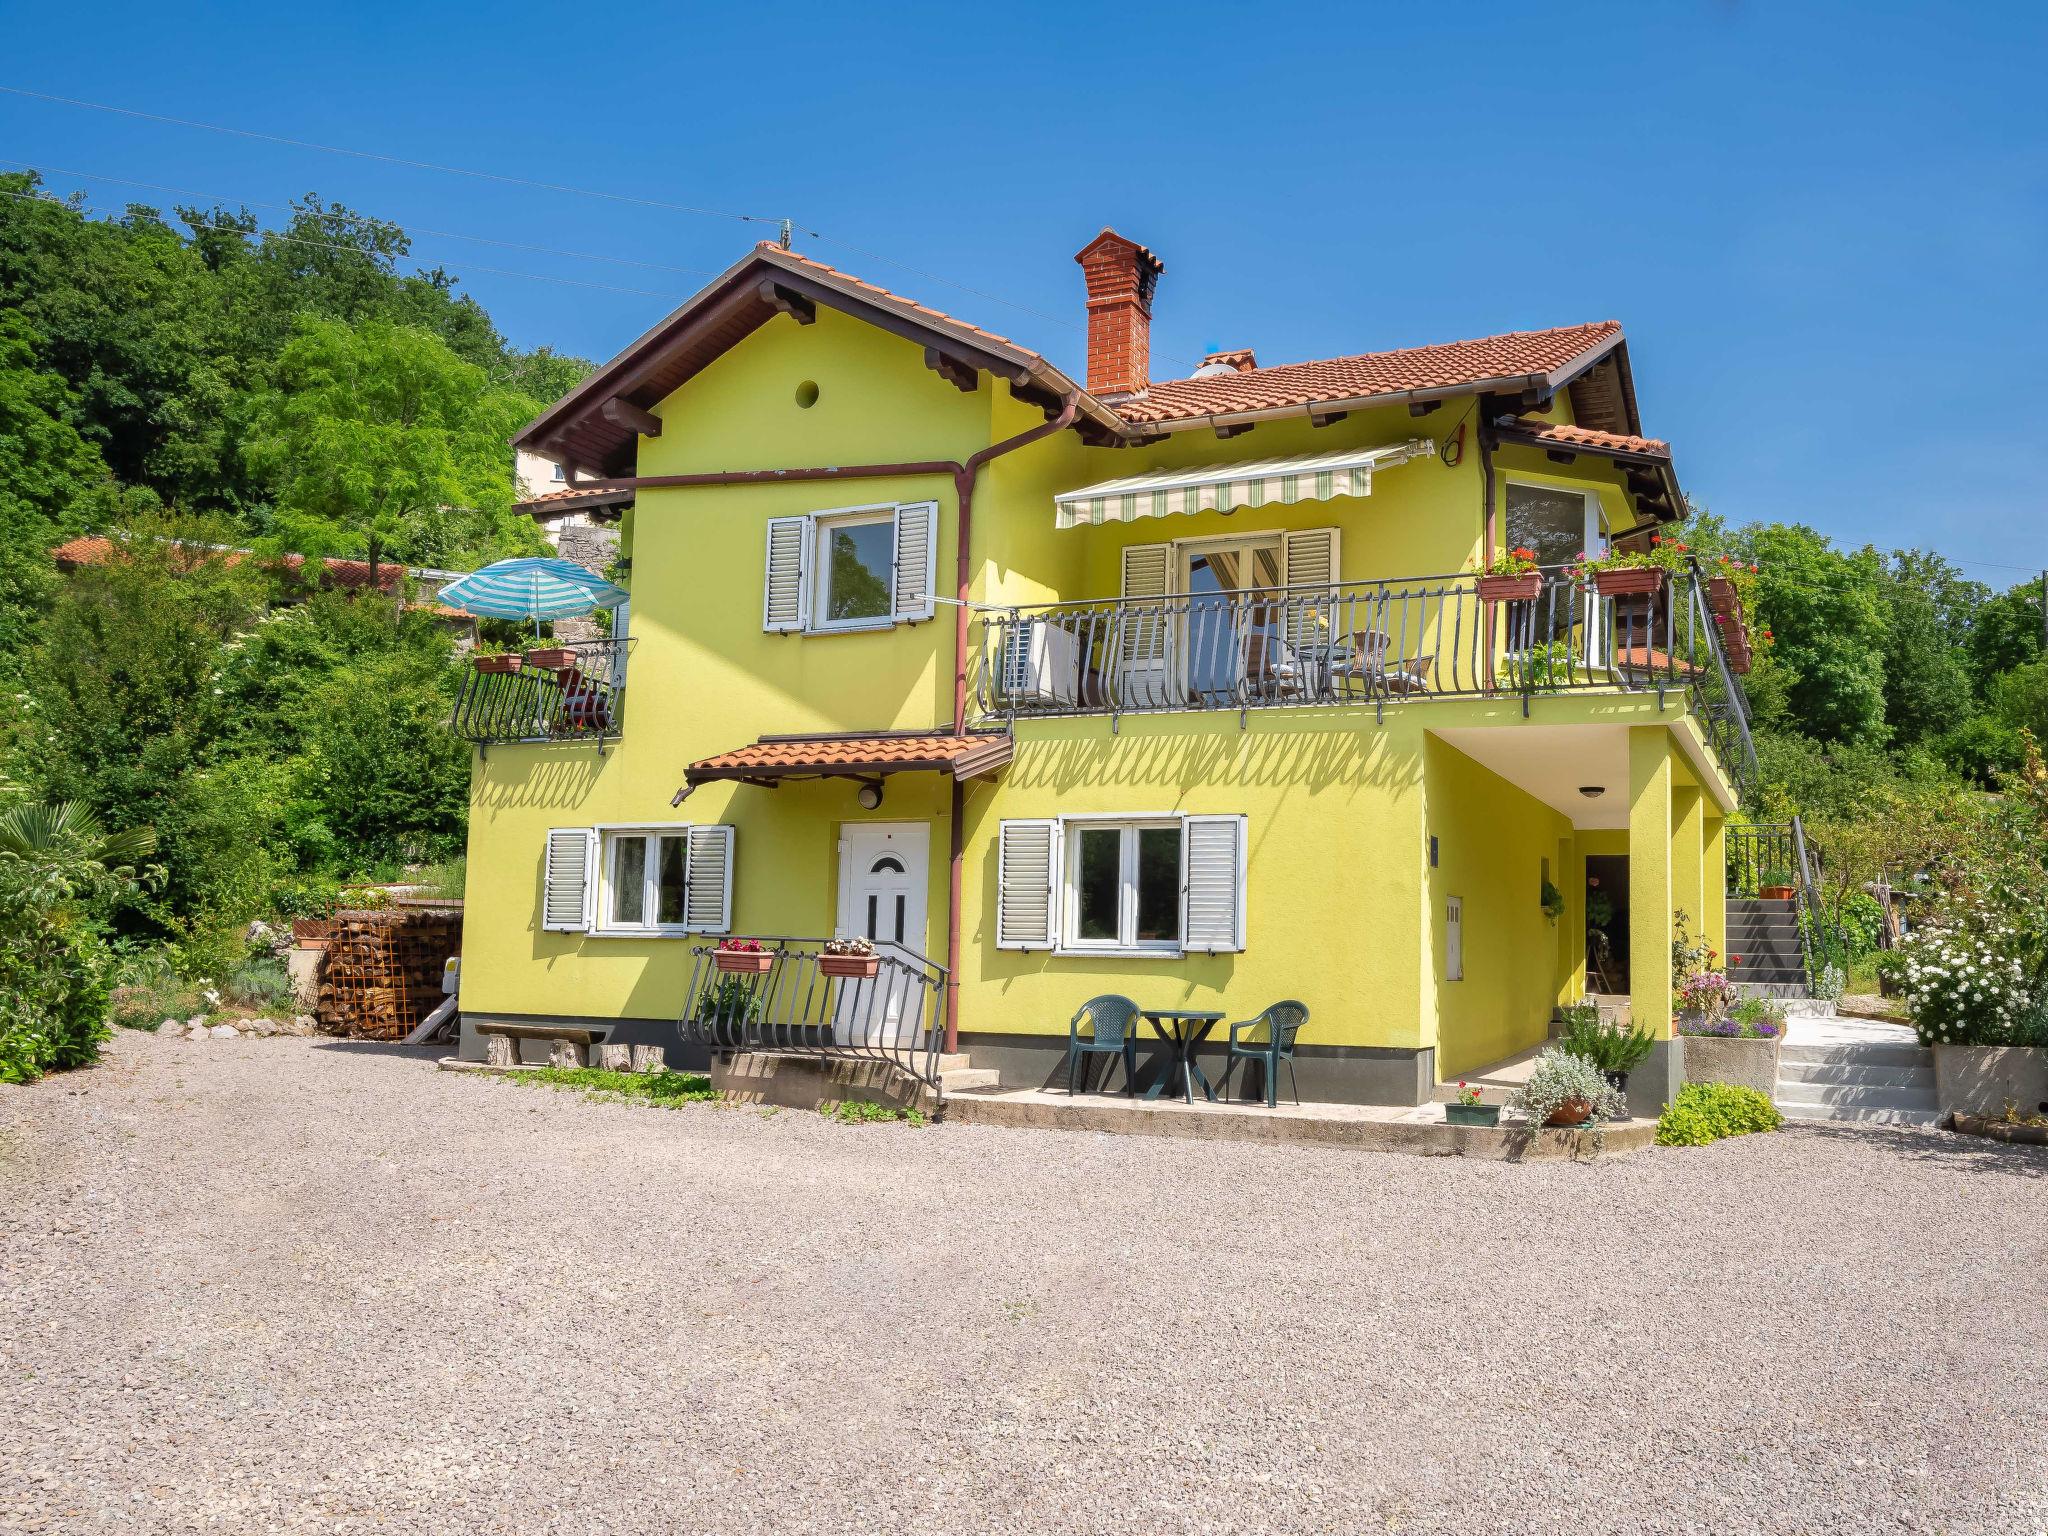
{"left": 1445, "top": 1080, "right": 1500, "bottom": 1128}
{"left": 1475, "top": 545, "right": 1543, "bottom": 604}
{"left": 713, "top": 937, "right": 775, "bottom": 974}
{"left": 526, "top": 646, "right": 577, "bottom": 671}
{"left": 1556, "top": 1005, "right": 1656, "bottom": 1109}
{"left": 1507, "top": 1047, "right": 1628, "bottom": 1136}
{"left": 818, "top": 935, "right": 880, "bottom": 979}
{"left": 473, "top": 651, "right": 522, "bottom": 674}
{"left": 1540, "top": 879, "right": 1566, "bottom": 923}
{"left": 1757, "top": 867, "right": 1797, "bottom": 901}
{"left": 1570, "top": 532, "right": 1693, "bottom": 600}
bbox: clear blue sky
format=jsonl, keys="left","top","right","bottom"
{"left": 3, "top": 1, "right": 2042, "bottom": 587}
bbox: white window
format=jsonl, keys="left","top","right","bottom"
{"left": 542, "top": 824, "right": 734, "bottom": 937}
{"left": 762, "top": 501, "right": 937, "bottom": 634}
{"left": 995, "top": 813, "right": 1246, "bottom": 956}
{"left": 550, "top": 461, "right": 567, "bottom": 483}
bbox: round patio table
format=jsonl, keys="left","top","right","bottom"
{"left": 1138, "top": 1009, "right": 1226, "bottom": 1104}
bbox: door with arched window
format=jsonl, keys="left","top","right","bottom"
{"left": 834, "top": 823, "right": 930, "bottom": 1046}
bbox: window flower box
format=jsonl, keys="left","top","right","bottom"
{"left": 1476, "top": 573, "right": 1544, "bottom": 604}
{"left": 818, "top": 952, "right": 881, "bottom": 979}
{"left": 714, "top": 942, "right": 775, "bottom": 974}
{"left": 1706, "top": 575, "right": 1743, "bottom": 619}
{"left": 1591, "top": 566, "right": 1666, "bottom": 599}
{"left": 526, "top": 647, "right": 577, "bottom": 671}
{"left": 473, "top": 653, "right": 523, "bottom": 674}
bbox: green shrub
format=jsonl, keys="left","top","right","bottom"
{"left": 1656, "top": 1082, "right": 1783, "bottom": 1146}
{"left": 223, "top": 957, "right": 293, "bottom": 1011}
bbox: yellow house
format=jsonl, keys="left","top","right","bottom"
{"left": 455, "top": 230, "right": 1753, "bottom": 1110}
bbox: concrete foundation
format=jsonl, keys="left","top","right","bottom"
{"left": 1681, "top": 1035, "right": 1780, "bottom": 1096}
{"left": 956, "top": 1031, "right": 1436, "bottom": 1107}
{"left": 711, "top": 1052, "right": 931, "bottom": 1114}
{"left": 1933, "top": 1045, "right": 2048, "bottom": 1119}
{"left": 1624, "top": 1038, "right": 1685, "bottom": 1120}
{"left": 458, "top": 1013, "right": 710, "bottom": 1070}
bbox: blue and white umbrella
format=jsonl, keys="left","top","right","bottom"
{"left": 438, "top": 557, "right": 629, "bottom": 631}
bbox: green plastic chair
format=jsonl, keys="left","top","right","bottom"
{"left": 1216, "top": 1000, "right": 1308, "bottom": 1107}
{"left": 1066, "top": 995, "right": 1142, "bottom": 1097}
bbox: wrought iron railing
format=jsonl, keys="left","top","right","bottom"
{"left": 678, "top": 937, "right": 947, "bottom": 1092}
{"left": 450, "top": 637, "right": 630, "bottom": 746}
{"left": 1726, "top": 814, "right": 1842, "bottom": 992}
{"left": 972, "top": 562, "right": 1758, "bottom": 796}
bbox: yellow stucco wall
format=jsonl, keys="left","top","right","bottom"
{"left": 458, "top": 297, "right": 1740, "bottom": 1082}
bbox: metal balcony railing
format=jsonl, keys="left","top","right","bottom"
{"left": 450, "top": 637, "right": 630, "bottom": 746}
{"left": 971, "top": 561, "right": 1759, "bottom": 798}
{"left": 678, "top": 937, "right": 947, "bottom": 1091}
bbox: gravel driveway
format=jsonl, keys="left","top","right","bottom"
{"left": 4, "top": 1032, "right": 2045, "bottom": 1536}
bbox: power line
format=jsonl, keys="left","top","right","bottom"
{"left": 2, "top": 159, "right": 724, "bottom": 279}
{"left": 0, "top": 186, "right": 685, "bottom": 299}
{"left": 0, "top": 84, "right": 786, "bottom": 227}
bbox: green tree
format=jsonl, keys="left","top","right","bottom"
{"left": 1969, "top": 576, "right": 2046, "bottom": 694}
{"left": 1745, "top": 524, "right": 1890, "bottom": 744}
{"left": 243, "top": 316, "right": 543, "bottom": 568}
{"left": 1878, "top": 550, "right": 1978, "bottom": 748}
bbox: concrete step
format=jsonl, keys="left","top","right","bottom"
{"left": 1776, "top": 1080, "right": 1938, "bottom": 1113}
{"left": 1780, "top": 1041, "right": 1929, "bottom": 1070}
{"left": 1779, "top": 1101, "right": 1943, "bottom": 1128}
{"left": 938, "top": 1067, "right": 1002, "bottom": 1095}
{"left": 1779, "top": 1059, "right": 1928, "bottom": 1089}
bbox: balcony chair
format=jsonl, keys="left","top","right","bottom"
{"left": 1215, "top": 1000, "right": 1309, "bottom": 1108}
{"left": 1066, "top": 994, "right": 1143, "bottom": 1097}
{"left": 1331, "top": 631, "right": 1433, "bottom": 698}
{"left": 1241, "top": 631, "right": 1307, "bottom": 701}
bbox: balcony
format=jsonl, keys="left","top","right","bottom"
{"left": 972, "top": 564, "right": 1757, "bottom": 789}
{"left": 450, "top": 637, "right": 630, "bottom": 746}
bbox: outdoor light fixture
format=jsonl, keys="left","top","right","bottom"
{"left": 856, "top": 782, "right": 884, "bottom": 811}
{"left": 1578, "top": 785, "right": 1606, "bottom": 799}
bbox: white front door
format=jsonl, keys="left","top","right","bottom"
{"left": 834, "top": 822, "right": 930, "bottom": 1046}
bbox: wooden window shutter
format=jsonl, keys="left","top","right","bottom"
{"left": 541, "top": 828, "right": 596, "bottom": 932}
{"left": 1182, "top": 814, "right": 1246, "bottom": 952}
{"left": 763, "top": 516, "right": 810, "bottom": 632}
{"left": 995, "top": 819, "right": 1059, "bottom": 950}
{"left": 891, "top": 500, "right": 937, "bottom": 622}
{"left": 1117, "top": 542, "right": 1173, "bottom": 703}
{"left": 685, "top": 825, "right": 734, "bottom": 934}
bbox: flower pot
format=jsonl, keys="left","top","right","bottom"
{"left": 1476, "top": 573, "right": 1543, "bottom": 604}
{"left": 1592, "top": 566, "right": 1667, "bottom": 599}
{"left": 1544, "top": 1096, "right": 1594, "bottom": 1128}
{"left": 1445, "top": 1102, "right": 1500, "bottom": 1127}
{"left": 473, "top": 653, "right": 522, "bottom": 674}
{"left": 1758, "top": 885, "right": 1796, "bottom": 901}
{"left": 1706, "top": 575, "right": 1743, "bottom": 619}
{"left": 817, "top": 952, "right": 880, "bottom": 979}
{"left": 525, "top": 647, "right": 576, "bottom": 670}
{"left": 714, "top": 949, "right": 775, "bottom": 974}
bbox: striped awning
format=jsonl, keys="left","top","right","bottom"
{"left": 1053, "top": 438, "right": 1437, "bottom": 529}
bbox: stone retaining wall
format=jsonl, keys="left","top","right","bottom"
{"left": 1680, "top": 1035, "right": 1780, "bottom": 1095}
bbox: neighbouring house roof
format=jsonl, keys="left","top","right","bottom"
{"left": 1110, "top": 322, "right": 1625, "bottom": 427}
{"left": 512, "top": 485, "right": 635, "bottom": 520}
{"left": 50, "top": 536, "right": 473, "bottom": 598}
{"left": 676, "top": 731, "right": 1013, "bottom": 799}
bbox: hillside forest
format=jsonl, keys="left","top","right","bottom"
{"left": 0, "top": 166, "right": 2042, "bottom": 1080}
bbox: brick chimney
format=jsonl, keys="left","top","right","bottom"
{"left": 1074, "top": 229, "right": 1163, "bottom": 397}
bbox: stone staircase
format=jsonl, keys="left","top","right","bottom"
{"left": 1727, "top": 895, "right": 1810, "bottom": 998}
{"left": 1775, "top": 1018, "right": 1940, "bottom": 1126}
{"left": 934, "top": 1052, "right": 1002, "bottom": 1097}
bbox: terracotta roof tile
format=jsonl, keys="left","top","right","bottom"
{"left": 1505, "top": 416, "right": 1670, "bottom": 457}
{"left": 762, "top": 244, "right": 1048, "bottom": 367}
{"left": 684, "top": 732, "right": 1013, "bottom": 786}
{"left": 53, "top": 536, "right": 412, "bottom": 590}
{"left": 1113, "top": 321, "right": 1624, "bottom": 426}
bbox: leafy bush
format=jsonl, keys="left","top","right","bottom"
{"left": 1656, "top": 1082, "right": 1783, "bottom": 1146}
{"left": 223, "top": 957, "right": 294, "bottom": 1011}
{"left": 1556, "top": 1008, "right": 1656, "bottom": 1072}
{"left": 1507, "top": 1046, "right": 1628, "bottom": 1130}
{"left": 1898, "top": 920, "right": 2033, "bottom": 1047}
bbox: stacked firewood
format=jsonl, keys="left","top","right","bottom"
{"left": 314, "top": 908, "right": 461, "bottom": 1039}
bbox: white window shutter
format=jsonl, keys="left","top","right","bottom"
{"left": 685, "top": 825, "right": 734, "bottom": 934}
{"left": 1182, "top": 815, "right": 1246, "bottom": 952}
{"left": 996, "top": 819, "right": 1059, "bottom": 950}
{"left": 541, "top": 828, "right": 596, "bottom": 932}
{"left": 1117, "top": 542, "right": 1173, "bottom": 702}
{"left": 892, "top": 500, "right": 937, "bottom": 622}
{"left": 1282, "top": 526, "right": 1341, "bottom": 654}
{"left": 763, "top": 516, "right": 810, "bottom": 632}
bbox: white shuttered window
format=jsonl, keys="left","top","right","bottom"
{"left": 540, "top": 824, "right": 735, "bottom": 936}
{"left": 994, "top": 813, "right": 1248, "bottom": 956}
{"left": 761, "top": 501, "right": 938, "bottom": 633}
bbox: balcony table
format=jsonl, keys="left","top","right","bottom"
{"left": 1137, "top": 1008, "right": 1226, "bottom": 1103}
